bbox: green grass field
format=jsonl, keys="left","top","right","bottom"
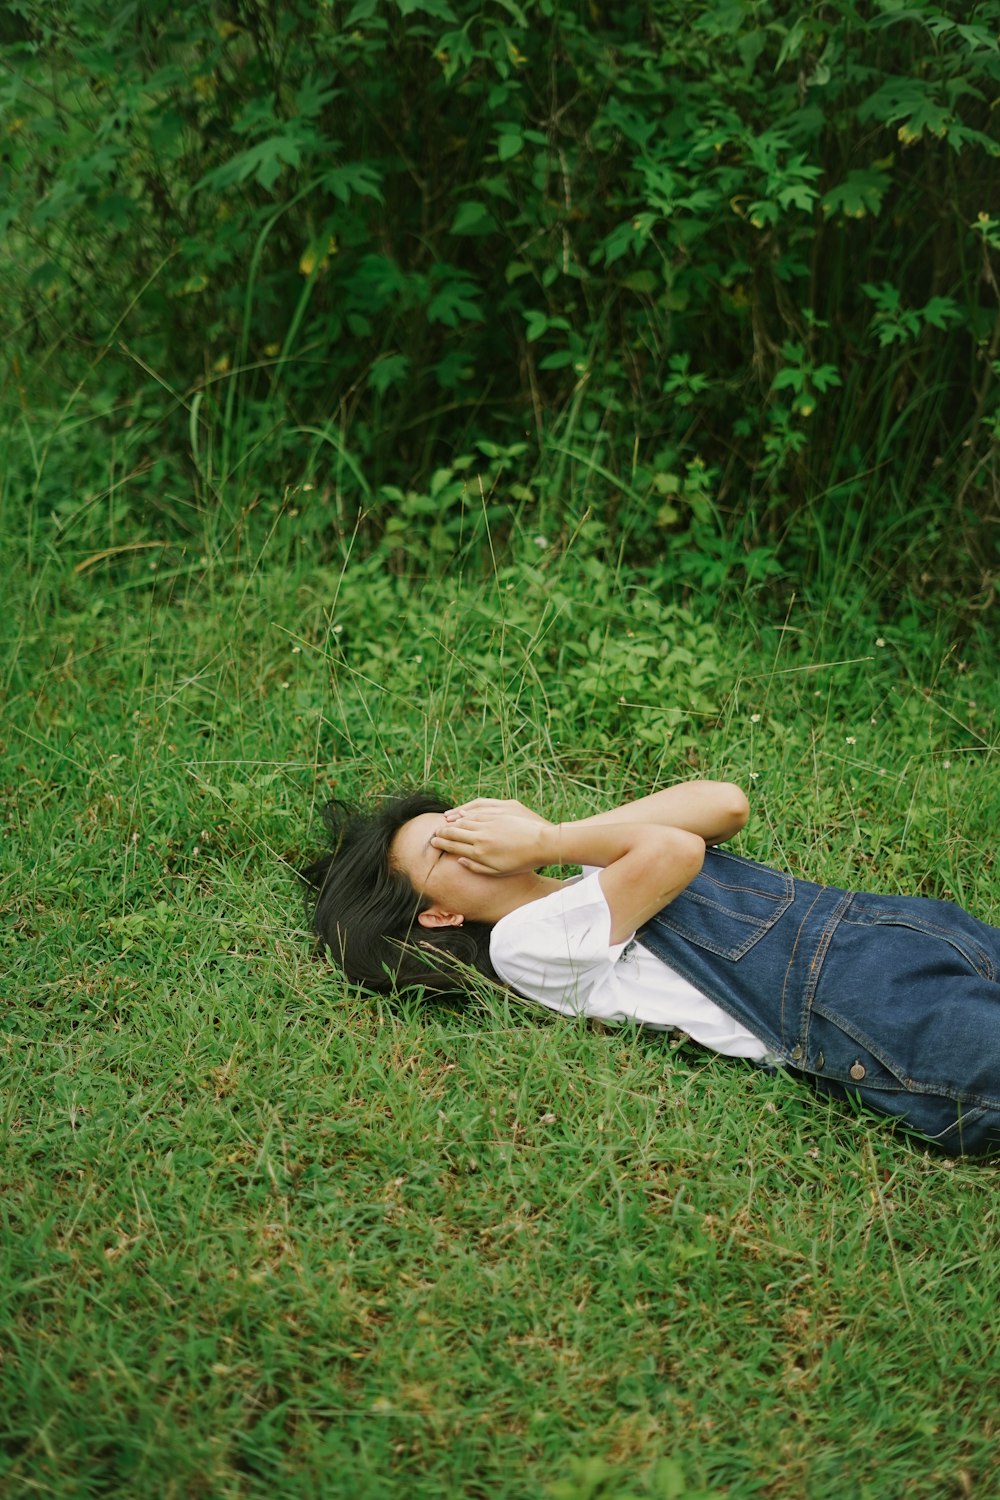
{"left": 2, "top": 488, "right": 998, "bottom": 1499}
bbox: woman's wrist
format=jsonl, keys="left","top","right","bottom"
{"left": 575, "top": 782, "right": 749, "bottom": 845}
{"left": 543, "top": 818, "right": 692, "bottom": 871}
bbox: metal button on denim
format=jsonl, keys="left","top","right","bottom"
{"left": 850, "top": 1062, "right": 866, "bottom": 1081}
{"left": 816, "top": 1052, "right": 825, "bottom": 1069}
{"left": 791, "top": 1045, "right": 803, "bottom": 1061}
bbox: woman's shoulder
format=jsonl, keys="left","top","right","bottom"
{"left": 489, "top": 869, "right": 631, "bottom": 974}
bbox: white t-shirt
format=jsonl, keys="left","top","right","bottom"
{"left": 489, "top": 869, "right": 769, "bottom": 1061}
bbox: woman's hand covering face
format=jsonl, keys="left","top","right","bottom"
{"left": 430, "top": 813, "right": 554, "bottom": 876}
{"left": 443, "top": 797, "right": 547, "bottom": 826}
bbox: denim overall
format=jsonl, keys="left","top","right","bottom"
{"left": 636, "top": 849, "right": 1000, "bottom": 1156}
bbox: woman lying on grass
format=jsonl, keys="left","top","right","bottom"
{"left": 301, "top": 782, "right": 1000, "bottom": 1158}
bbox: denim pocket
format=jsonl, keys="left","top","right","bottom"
{"left": 843, "top": 898, "right": 996, "bottom": 981}
{"left": 640, "top": 851, "right": 795, "bottom": 961}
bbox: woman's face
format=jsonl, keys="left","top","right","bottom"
{"left": 390, "top": 812, "right": 544, "bottom": 927}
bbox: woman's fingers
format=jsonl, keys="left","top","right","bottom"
{"left": 445, "top": 798, "right": 495, "bottom": 821}
{"left": 431, "top": 813, "right": 547, "bottom": 875}
{"left": 432, "top": 822, "right": 507, "bottom": 874}
{"left": 431, "top": 823, "right": 478, "bottom": 849}
{"left": 445, "top": 798, "right": 545, "bottom": 829}
{"left": 445, "top": 798, "right": 522, "bottom": 821}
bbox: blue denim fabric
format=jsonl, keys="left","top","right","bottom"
{"left": 637, "top": 849, "right": 1000, "bottom": 1156}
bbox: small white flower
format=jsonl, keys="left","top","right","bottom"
{"left": 749, "top": 772, "right": 760, "bottom": 781}
{"left": 332, "top": 624, "right": 343, "bottom": 634}
{"left": 414, "top": 654, "right": 423, "bottom": 664}
{"left": 870, "top": 717, "right": 877, "bottom": 725}
{"left": 280, "top": 681, "right": 290, "bottom": 689}
{"left": 845, "top": 735, "right": 856, "bottom": 744}
{"left": 876, "top": 638, "right": 885, "bottom": 648}
{"left": 942, "top": 760, "right": 952, "bottom": 769}
{"left": 750, "top": 713, "right": 761, "bottom": 723}
{"left": 292, "top": 645, "right": 302, "bottom": 654}
{"left": 533, "top": 535, "right": 549, "bottom": 548}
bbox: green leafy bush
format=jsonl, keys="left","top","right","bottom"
{"left": 1, "top": 0, "right": 998, "bottom": 594}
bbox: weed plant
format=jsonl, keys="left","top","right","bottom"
{"left": 1, "top": 450, "right": 998, "bottom": 1498}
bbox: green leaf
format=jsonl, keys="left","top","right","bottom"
{"left": 495, "top": 0, "right": 529, "bottom": 23}
{"left": 294, "top": 77, "right": 339, "bottom": 118}
{"left": 898, "top": 96, "right": 951, "bottom": 143}
{"left": 497, "top": 132, "right": 523, "bottom": 161}
{"left": 861, "top": 281, "right": 901, "bottom": 313}
{"left": 821, "top": 167, "right": 891, "bottom": 219}
{"left": 621, "top": 270, "right": 657, "bottom": 293}
{"left": 736, "top": 29, "right": 767, "bottom": 73}
{"left": 860, "top": 78, "right": 951, "bottom": 144}
{"left": 776, "top": 181, "right": 818, "bottom": 212}
{"left": 811, "top": 364, "right": 842, "bottom": 392}
{"left": 953, "top": 21, "right": 999, "bottom": 51}
{"left": 322, "top": 163, "right": 384, "bottom": 204}
{"left": 427, "top": 279, "right": 484, "bottom": 326}
{"left": 395, "top": 0, "right": 458, "bottom": 19}
{"left": 773, "top": 367, "right": 805, "bottom": 393}
{"left": 921, "top": 296, "right": 961, "bottom": 330}
{"left": 91, "top": 192, "right": 135, "bottom": 228}
{"left": 368, "top": 354, "right": 410, "bottom": 396}
{"left": 449, "top": 201, "right": 497, "bottom": 236}
{"left": 774, "top": 17, "right": 807, "bottom": 71}
{"left": 434, "top": 350, "right": 475, "bottom": 388}
{"left": 523, "top": 310, "right": 548, "bottom": 342}
{"left": 195, "top": 135, "right": 302, "bottom": 192}
{"left": 537, "top": 350, "right": 575, "bottom": 370}
{"left": 599, "top": 218, "right": 648, "bottom": 266}
{"left": 747, "top": 199, "right": 779, "bottom": 229}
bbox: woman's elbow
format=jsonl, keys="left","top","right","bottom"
{"left": 704, "top": 782, "right": 750, "bottom": 842}
{"left": 725, "top": 784, "right": 751, "bottom": 830}
{"left": 671, "top": 827, "right": 707, "bottom": 883}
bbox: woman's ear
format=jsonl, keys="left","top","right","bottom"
{"left": 417, "top": 908, "right": 465, "bottom": 929}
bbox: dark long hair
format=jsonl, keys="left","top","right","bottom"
{"left": 299, "top": 791, "right": 501, "bottom": 995}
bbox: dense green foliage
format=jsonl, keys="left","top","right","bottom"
{"left": 2, "top": 0, "right": 998, "bottom": 594}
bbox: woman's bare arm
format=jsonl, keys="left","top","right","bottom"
{"left": 448, "top": 781, "right": 749, "bottom": 846}
{"left": 549, "top": 821, "right": 706, "bottom": 942}
{"left": 430, "top": 815, "right": 706, "bottom": 944}
{"left": 572, "top": 781, "right": 749, "bottom": 845}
